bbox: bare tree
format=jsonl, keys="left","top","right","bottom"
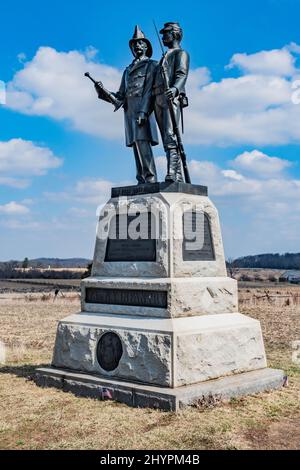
{"left": 227, "top": 258, "right": 238, "bottom": 279}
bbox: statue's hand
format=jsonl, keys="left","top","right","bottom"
{"left": 165, "top": 87, "right": 177, "bottom": 100}
{"left": 94, "top": 81, "right": 104, "bottom": 94}
{"left": 137, "top": 112, "right": 147, "bottom": 126}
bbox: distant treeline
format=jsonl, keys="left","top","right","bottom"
{"left": 233, "top": 253, "right": 300, "bottom": 270}
{"left": 0, "top": 257, "right": 91, "bottom": 269}
{"left": 0, "top": 257, "right": 91, "bottom": 279}
{"left": 0, "top": 265, "right": 88, "bottom": 280}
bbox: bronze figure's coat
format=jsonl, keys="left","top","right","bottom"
{"left": 153, "top": 48, "right": 190, "bottom": 150}
{"left": 92, "top": 25, "right": 158, "bottom": 184}
{"left": 116, "top": 58, "right": 159, "bottom": 148}
{"left": 153, "top": 22, "right": 190, "bottom": 182}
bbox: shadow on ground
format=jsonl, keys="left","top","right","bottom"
{"left": 0, "top": 363, "right": 49, "bottom": 379}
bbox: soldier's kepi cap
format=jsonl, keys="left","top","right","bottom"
{"left": 129, "top": 25, "right": 153, "bottom": 58}
{"left": 159, "top": 22, "right": 182, "bottom": 34}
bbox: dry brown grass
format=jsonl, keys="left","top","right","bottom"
{"left": 0, "top": 289, "right": 299, "bottom": 450}
{"left": 239, "top": 288, "right": 300, "bottom": 349}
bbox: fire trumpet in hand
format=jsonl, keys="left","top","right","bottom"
{"left": 84, "top": 72, "right": 123, "bottom": 112}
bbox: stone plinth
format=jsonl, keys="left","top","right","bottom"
{"left": 81, "top": 276, "right": 238, "bottom": 318}
{"left": 52, "top": 313, "right": 266, "bottom": 387}
{"left": 36, "top": 183, "right": 283, "bottom": 410}
{"left": 92, "top": 192, "right": 227, "bottom": 278}
{"left": 35, "top": 367, "right": 284, "bottom": 412}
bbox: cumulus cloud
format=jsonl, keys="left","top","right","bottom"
{"left": 0, "top": 138, "right": 62, "bottom": 187}
{"left": 185, "top": 72, "right": 299, "bottom": 146}
{"left": 1, "top": 219, "right": 43, "bottom": 230}
{"left": 189, "top": 159, "right": 260, "bottom": 196}
{"left": 17, "top": 52, "right": 27, "bottom": 64}
{"left": 5, "top": 44, "right": 300, "bottom": 146}
{"left": 68, "top": 207, "right": 91, "bottom": 217}
{"left": 186, "top": 154, "right": 300, "bottom": 256}
{"left": 5, "top": 149, "right": 298, "bottom": 258}
{"left": 74, "top": 179, "right": 114, "bottom": 205}
{"left": 231, "top": 150, "right": 292, "bottom": 177}
{"left": 0, "top": 80, "right": 5, "bottom": 105}
{"left": 6, "top": 47, "right": 123, "bottom": 140}
{"left": 221, "top": 170, "right": 244, "bottom": 181}
{"left": 227, "top": 47, "right": 296, "bottom": 76}
{"left": 189, "top": 152, "right": 300, "bottom": 203}
{"left": 44, "top": 176, "right": 132, "bottom": 207}
{"left": 0, "top": 177, "right": 30, "bottom": 188}
{"left": 0, "top": 201, "right": 30, "bottom": 215}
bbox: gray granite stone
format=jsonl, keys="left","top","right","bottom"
{"left": 44, "top": 188, "right": 283, "bottom": 407}
{"left": 81, "top": 276, "right": 238, "bottom": 318}
{"left": 34, "top": 367, "right": 285, "bottom": 412}
{"left": 51, "top": 313, "right": 267, "bottom": 387}
{"left": 91, "top": 193, "right": 227, "bottom": 279}
{"left": 52, "top": 320, "right": 172, "bottom": 386}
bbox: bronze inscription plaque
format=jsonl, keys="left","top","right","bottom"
{"left": 86, "top": 287, "right": 168, "bottom": 308}
{"left": 97, "top": 332, "right": 123, "bottom": 372}
{"left": 182, "top": 211, "right": 215, "bottom": 261}
{"left": 105, "top": 213, "right": 156, "bottom": 262}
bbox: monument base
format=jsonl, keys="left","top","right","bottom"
{"left": 34, "top": 367, "right": 284, "bottom": 412}
{"left": 50, "top": 312, "right": 268, "bottom": 388}
{"left": 38, "top": 185, "right": 284, "bottom": 410}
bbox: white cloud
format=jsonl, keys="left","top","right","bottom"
{"left": 185, "top": 73, "right": 298, "bottom": 146}
{"left": 84, "top": 46, "right": 98, "bottom": 60}
{"left": 184, "top": 44, "right": 300, "bottom": 145}
{"left": 75, "top": 179, "right": 114, "bottom": 205}
{"left": 188, "top": 67, "right": 211, "bottom": 88}
{"left": 189, "top": 153, "right": 300, "bottom": 201}
{"left": 2, "top": 150, "right": 298, "bottom": 259}
{"left": 20, "top": 198, "right": 34, "bottom": 205}
{"left": 187, "top": 152, "right": 300, "bottom": 256}
{"left": 44, "top": 177, "right": 132, "bottom": 206}
{"left": 0, "top": 138, "right": 62, "bottom": 176}
{"left": 5, "top": 44, "right": 300, "bottom": 146}
{"left": 17, "top": 52, "right": 27, "bottom": 64}
{"left": 0, "top": 201, "right": 30, "bottom": 215}
{"left": 6, "top": 47, "right": 123, "bottom": 139}
{"left": 227, "top": 47, "right": 296, "bottom": 76}
{"left": 0, "top": 177, "right": 30, "bottom": 188}
{"left": 68, "top": 207, "right": 91, "bottom": 217}
{"left": 0, "top": 138, "right": 62, "bottom": 188}
{"left": 0, "top": 80, "right": 5, "bottom": 105}
{"left": 288, "top": 42, "right": 300, "bottom": 54}
{"left": 231, "top": 150, "right": 292, "bottom": 177}
{"left": 1, "top": 219, "right": 42, "bottom": 230}
{"left": 222, "top": 170, "right": 244, "bottom": 181}
{"left": 190, "top": 159, "right": 260, "bottom": 196}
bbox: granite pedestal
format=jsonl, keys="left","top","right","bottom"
{"left": 35, "top": 183, "right": 284, "bottom": 410}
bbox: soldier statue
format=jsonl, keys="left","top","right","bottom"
{"left": 89, "top": 26, "right": 158, "bottom": 185}
{"left": 153, "top": 22, "right": 190, "bottom": 182}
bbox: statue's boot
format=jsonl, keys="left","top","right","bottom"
{"left": 176, "top": 160, "right": 184, "bottom": 182}
{"left": 136, "top": 141, "right": 157, "bottom": 184}
{"left": 165, "top": 149, "right": 179, "bottom": 182}
{"left": 165, "top": 149, "right": 184, "bottom": 182}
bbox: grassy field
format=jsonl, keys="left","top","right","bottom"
{"left": 0, "top": 279, "right": 80, "bottom": 293}
{"left": 0, "top": 288, "right": 299, "bottom": 450}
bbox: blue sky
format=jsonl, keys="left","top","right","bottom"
{"left": 1, "top": 0, "right": 300, "bottom": 260}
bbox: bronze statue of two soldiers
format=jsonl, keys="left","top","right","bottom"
{"left": 86, "top": 22, "right": 190, "bottom": 185}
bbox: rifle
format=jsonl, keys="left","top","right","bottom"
{"left": 153, "top": 22, "right": 191, "bottom": 184}
{"left": 84, "top": 72, "right": 123, "bottom": 112}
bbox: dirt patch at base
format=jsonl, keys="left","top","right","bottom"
{"left": 244, "top": 415, "right": 300, "bottom": 450}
